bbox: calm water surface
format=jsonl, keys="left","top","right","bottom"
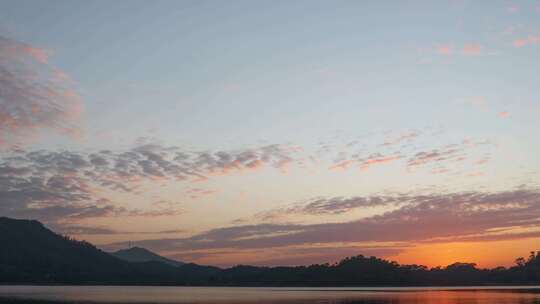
{"left": 1, "top": 286, "right": 540, "bottom": 304}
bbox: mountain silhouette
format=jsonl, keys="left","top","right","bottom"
{"left": 1, "top": 216, "right": 539, "bottom": 286}
{"left": 0, "top": 216, "right": 133, "bottom": 283}
{"left": 112, "top": 247, "right": 184, "bottom": 267}
{"left": 0, "top": 217, "right": 217, "bottom": 284}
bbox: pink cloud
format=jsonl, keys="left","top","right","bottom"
{"left": 22, "top": 45, "right": 50, "bottom": 64}
{"left": 437, "top": 45, "right": 453, "bottom": 55}
{"left": 507, "top": 4, "right": 520, "bottom": 13}
{"left": 0, "top": 36, "right": 83, "bottom": 147}
{"left": 462, "top": 44, "right": 483, "bottom": 55}
{"left": 330, "top": 160, "right": 355, "bottom": 171}
{"left": 360, "top": 155, "right": 401, "bottom": 171}
{"left": 53, "top": 69, "right": 72, "bottom": 82}
{"left": 514, "top": 39, "right": 527, "bottom": 48}
{"left": 513, "top": 35, "right": 540, "bottom": 48}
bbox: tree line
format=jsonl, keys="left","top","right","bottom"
{"left": 1, "top": 217, "right": 539, "bottom": 285}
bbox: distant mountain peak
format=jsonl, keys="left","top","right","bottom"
{"left": 111, "top": 246, "right": 184, "bottom": 267}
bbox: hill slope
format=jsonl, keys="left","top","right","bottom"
{"left": 112, "top": 247, "right": 184, "bottom": 267}
{"left": 0, "top": 217, "right": 216, "bottom": 284}
{"left": 1, "top": 217, "right": 539, "bottom": 286}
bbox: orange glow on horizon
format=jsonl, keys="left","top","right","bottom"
{"left": 391, "top": 238, "right": 540, "bottom": 268}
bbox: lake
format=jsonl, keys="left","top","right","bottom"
{"left": 1, "top": 286, "right": 540, "bottom": 303}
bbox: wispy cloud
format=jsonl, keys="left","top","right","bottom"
{"left": 499, "top": 111, "right": 510, "bottom": 118}
{"left": 360, "top": 154, "right": 401, "bottom": 171}
{"left": 436, "top": 45, "right": 453, "bottom": 55}
{"left": 426, "top": 43, "right": 487, "bottom": 59}
{"left": 0, "top": 36, "right": 83, "bottom": 147}
{"left": 407, "top": 148, "right": 462, "bottom": 168}
{"left": 506, "top": 3, "right": 520, "bottom": 13}
{"left": 330, "top": 159, "right": 355, "bottom": 171}
{"left": 462, "top": 44, "right": 483, "bottom": 55}
{"left": 381, "top": 132, "right": 419, "bottom": 146}
{"left": 104, "top": 188, "right": 540, "bottom": 265}
{"left": 328, "top": 134, "right": 492, "bottom": 175}
{"left": 187, "top": 187, "right": 218, "bottom": 200}
{"left": 52, "top": 223, "right": 186, "bottom": 236}
{"left": 513, "top": 35, "right": 540, "bottom": 48}
{"left": 460, "top": 96, "right": 513, "bottom": 119}
{"left": 259, "top": 196, "right": 398, "bottom": 218}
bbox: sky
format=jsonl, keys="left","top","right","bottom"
{"left": 1, "top": 0, "right": 540, "bottom": 268}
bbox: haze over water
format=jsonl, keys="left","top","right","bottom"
{"left": 2, "top": 286, "right": 540, "bottom": 304}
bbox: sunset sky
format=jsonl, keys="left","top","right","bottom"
{"left": 1, "top": 0, "right": 540, "bottom": 268}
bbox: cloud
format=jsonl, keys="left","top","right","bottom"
{"left": 0, "top": 36, "right": 83, "bottom": 147}
{"left": 360, "top": 154, "right": 401, "bottom": 170}
{"left": 21, "top": 45, "right": 50, "bottom": 64}
{"left": 427, "top": 43, "right": 487, "bottom": 59}
{"left": 330, "top": 160, "right": 355, "bottom": 171}
{"left": 0, "top": 143, "right": 302, "bottom": 225}
{"left": 260, "top": 196, "right": 399, "bottom": 217}
{"left": 51, "top": 223, "right": 186, "bottom": 236}
{"left": 329, "top": 153, "right": 401, "bottom": 172}
{"left": 462, "top": 44, "right": 483, "bottom": 55}
{"left": 506, "top": 4, "right": 520, "bottom": 13}
{"left": 186, "top": 187, "right": 217, "bottom": 200}
{"left": 3, "top": 143, "right": 299, "bottom": 187}
{"left": 499, "top": 111, "right": 510, "bottom": 118}
{"left": 381, "top": 132, "right": 419, "bottom": 146}
{"left": 0, "top": 36, "right": 50, "bottom": 63}
{"left": 437, "top": 45, "right": 453, "bottom": 55}
{"left": 104, "top": 188, "right": 540, "bottom": 265}
{"left": 52, "top": 224, "right": 120, "bottom": 235}
{"left": 513, "top": 35, "right": 540, "bottom": 48}
{"left": 407, "top": 148, "right": 461, "bottom": 168}
{"left": 405, "top": 139, "right": 491, "bottom": 170}
{"left": 327, "top": 136, "right": 491, "bottom": 175}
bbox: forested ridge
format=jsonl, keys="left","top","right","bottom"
{"left": 1, "top": 217, "right": 539, "bottom": 286}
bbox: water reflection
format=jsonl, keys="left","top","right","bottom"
{"left": 1, "top": 286, "right": 540, "bottom": 304}
{"left": 337, "top": 290, "right": 540, "bottom": 304}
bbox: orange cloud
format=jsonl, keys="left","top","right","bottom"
{"left": 437, "top": 45, "right": 453, "bottom": 55}
{"left": 246, "top": 159, "right": 265, "bottom": 170}
{"left": 499, "top": 111, "right": 510, "bottom": 118}
{"left": 104, "top": 189, "right": 540, "bottom": 268}
{"left": 462, "top": 44, "right": 482, "bottom": 55}
{"left": 276, "top": 158, "right": 292, "bottom": 174}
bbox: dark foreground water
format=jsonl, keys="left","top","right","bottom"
{"left": 1, "top": 286, "right": 540, "bottom": 304}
